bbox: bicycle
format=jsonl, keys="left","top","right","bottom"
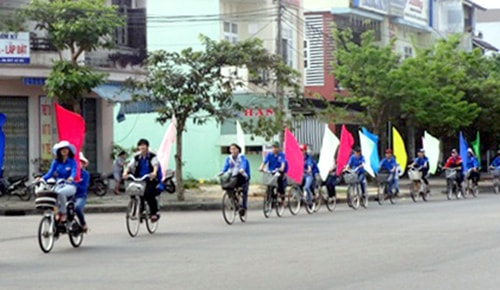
{"left": 220, "top": 173, "right": 247, "bottom": 225}
{"left": 490, "top": 167, "right": 500, "bottom": 194}
{"left": 287, "top": 175, "right": 320, "bottom": 215}
{"left": 125, "top": 174, "right": 159, "bottom": 237}
{"left": 343, "top": 169, "right": 367, "bottom": 209}
{"left": 34, "top": 179, "right": 84, "bottom": 253}
{"left": 262, "top": 171, "right": 286, "bottom": 218}
{"left": 408, "top": 167, "right": 429, "bottom": 202}
{"left": 313, "top": 175, "right": 336, "bottom": 213}
{"left": 376, "top": 171, "right": 396, "bottom": 205}
{"left": 445, "top": 168, "right": 462, "bottom": 200}
{"left": 463, "top": 169, "right": 479, "bottom": 198}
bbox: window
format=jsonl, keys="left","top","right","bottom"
{"left": 224, "top": 21, "right": 238, "bottom": 44}
{"left": 404, "top": 46, "right": 413, "bottom": 59}
{"left": 304, "top": 40, "right": 309, "bottom": 69}
{"left": 282, "top": 27, "right": 294, "bottom": 68}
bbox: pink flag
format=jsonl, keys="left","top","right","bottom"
{"left": 336, "top": 125, "right": 354, "bottom": 175}
{"left": 157, "top": 116, "right": 176, "bottom": 177}
{"left": 284, "top": 128, "right": 304, "bottom": 184}
{"left": 54, "top": 104, "right": 86, "bottom": 182}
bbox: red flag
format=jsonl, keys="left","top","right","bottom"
{"left": 284, "top": 128, "right": 304, "bottom": 184}
{"left": 54, "top": 104, "right": 86, "bottom": 181}
{"left": 336, "top": 125, "right": 354, "bottom": 175}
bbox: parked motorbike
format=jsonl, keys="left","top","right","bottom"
{"left": 89, "top": 173, "right": 109, "bottom": 197}
{"left": 162, "top": 170, "right": 175, "bottom": 194}
{"left": 0, "top": 168, "right": 33, "bottom": 201}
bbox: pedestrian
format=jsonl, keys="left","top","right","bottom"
{"left": 113, "top": 150, "right": 127, "bottom": 195}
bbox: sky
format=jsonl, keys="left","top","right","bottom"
{"left": 473, "top": 0, "right": 500, "bottom": 9}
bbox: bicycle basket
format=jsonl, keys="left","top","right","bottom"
{"left": 262, "top": 172, "right": 279, "bottom": 187}
{"left": 445, "top": 169, "right": 457, "bottom": 179}
{"left": 408, "top": 170, "right": 422, "bottom": 181}
{"left": 492, "top": 170, "right": 500, "bottom": 177}
{"left": 34, "top": 191, "right": 58, "bottom": 210}
{"left": 376, "top": 173, "right": 391, "bottom": 183}
{"left": 125, "top": 181, "right": 146, "bottom": 196}
{"left": 343, "top": 172, "right": 358, "bottom": 184}
{"left": 220, "top": 174, "right": 238, "bottom": 190}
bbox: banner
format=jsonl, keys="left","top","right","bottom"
{"left": 0, "top": 32, "right": 30, "bottom": 64}
{"left": 390, "top": 0, "right": 430, "bottom": 27}
{"left": 236, "top": 120, "right": 245, "bottom": 155}
{"left": 362, "top": 127, "right": 380, "bottom": 174}
{"left": 39, "top": 97, "right": 53, "bottom": 160}
{"left": 157, "top": 116, "right": 176, "bottom": 177}
{"left": 459, "top": 131, "right": 468, "bottom": 172}
{"left": 392, "top": 127, "right": 408, "bottom": 174}
{"left": 318, "top": 124, "right": 340, "bottom": 181}
{"left": 336, "top": 125, "right": 354, "bottom": 176}
{"left": 284, "top": 128, "right": 304, "bottom": 184}
{"left": 54, "top": 104, "right": 86, "bottom": 181}
{"left": 353, "top": 0, "right": 389, "bottom": 15}
{"left": 471, "top": 132, "right": 480, "bottom": 169}
{"left": 422, "top": 131, "right": 440, "bottom": 175}
{"left": 359, "top": 131, "right": 376, "bottom": 178}
{"left": 0, "top": 113, "right": 6, "bottom": 175}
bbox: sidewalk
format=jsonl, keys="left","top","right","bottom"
{"left": 0, "top": 178, "right": 493, "bottom": 216}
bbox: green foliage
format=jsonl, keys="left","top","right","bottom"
{"left": 111, "top": 143, "right": 136, "bottom": 160}
{"left": 0, "top": 11, "right": 27, "bottom": 32}
{"left": 332, "top": 29, "right": 400, "bottom": 135}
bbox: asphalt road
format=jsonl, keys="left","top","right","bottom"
{"left": 0, "top": 193, "right": 499, "bottom": 290}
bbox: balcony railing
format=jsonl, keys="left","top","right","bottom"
{"left": 30, "top": 37, "right": 57, "bottom": 52}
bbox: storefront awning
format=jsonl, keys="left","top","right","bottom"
{"left": 332, "top": 8, "right": 384, "bottom": 21}
{"left": 391, "top": 18, "right": 433, "bottom": 33}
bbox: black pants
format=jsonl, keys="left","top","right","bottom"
{"left": 277, "top": 173, "right": 286, "bottom": 196}
{"left": 141, "top": 179, "right": 160, "bottom": 215}
{"left": 420, "top": 168, "right": 429, "bottom": 185}
{"left": 468, "top": 171, "right": 480, "bottom": 185}
{"left": 326, "top": 175, "right": 337, "bottom": 197}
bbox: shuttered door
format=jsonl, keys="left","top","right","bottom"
{"left": 292, "top": 117, "right": 325, "bottom": 155}
{"left": 0, "top": 97, "right": 29, "bottom": 176}
{"left": 82, "top": 98, "right": 97, "bottom": 173}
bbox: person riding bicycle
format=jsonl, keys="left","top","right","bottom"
{"left": 410, "top": 149, "right": 430, "bottom": 192}
{"left": 122, "top": 139, "right": 163, "bottom": 223}
{"left": 74, "top": 152, "right": 90, "bottom": 233}
{"left": 325, "top": 158, "right": 338, "bottom": 199}
{"left": 259, "top": 141, "right": 287, "bottom": 198}
{"left": 490, "top": 150, "right": 500, "bottom": 171}
{"left": 466, "top": 148, "right": 480, "bottom": 186}
{"left": 36, "top": 141, "right": 78, "bottom": 223}
{"left": 444, "top": 149, "right": 464, "bottom": 190}
{"left": 378, "top": 149, "right": 398, "bottom": 195}
{"left": 220, "top": 143, "right": 250, "bottom": 216}
{"left": 345, "top": 147, "right": 367, "bottom": 197}
{"left": 300, "top": 144, "right": 317, "bottom": 208}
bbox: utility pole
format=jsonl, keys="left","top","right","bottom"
{"left": 276, "top": 0, "right": 285, "bottom": 145}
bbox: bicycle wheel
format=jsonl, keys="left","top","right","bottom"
{"left": 447, "top": 181, "right": 452, "bottom": 200}
{"left": 361, "top": 189, "right": 368, "bottom": 208}
{"left": 377, "top": 184, "right": 385, "bottom": 206}
{"left": 463, "top": 181, "right": 470, "bottom": 199}
{"left": 472, "top": 184, "right": 479, "bottom": 198}
{"left": 455, "top": 184, "right": 462, "bottom": 200}
{"left": 68, "top": 221, "right": 84, "bottom": 248}
{"left": 305, "top": 193, "right": 315, "bottom": 214}
{"left": 348, "top": 185, "right": 360, "bottom": 210}
{"left": 18, "top": 186, "right": 32, "bottom": 201}
{"left": 275, "top": 193, "right": 286, "bottom": 217}
{"left": 38, "top": 215, "right": 55, "bottom": 253}
{"left": 145, "top": 203, "right": 159, "bottom": 234}
{"left": 410, "top": 182, "right": 418, "bottom": 203}
{"left": 263, "top": 187, "right": 273, "bottom": 218}
{"left": 126, "top": 197, "right": 141, "bottom": 237}
{"left": 222, "top": 192, "right": 236, "bottom": 225}
{"left": 94, "top": 180, "right": 108, "bottom": 197}
{"left": 288, "top": 186, "right": 301, "bottom": 215}
{"left": 494, "top": 180, "right": 499, "bottom": 194}
{"left": 313, "top": 190, "right": 323, "bottom": 213}
{"left": 325, "top": 194, "right": 336, "bottom": 212}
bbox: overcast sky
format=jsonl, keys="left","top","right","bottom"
{"left": 473, "top": 0, "right": 500, "bottom": 9}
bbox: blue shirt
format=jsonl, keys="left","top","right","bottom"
{"left": 304, "top": 154, "right": 314, "bottom": 173}
{"left": 43, "top": 158, "right": 77, "bottom": 181}
{"left": 491, "top": 156, "right": 500, "bottom": 167}
{"left": 348, "top": 155, "right": 365, "bottom": 173}
{"left": 138, "top": 155, "right": 151, "bottom": 178}
{"left": 75, "top": 169, "right": 90, "bottom": 199}
{"left": 466, "top": 156, "right": 479, "bottom": 169}
{"left": 379, "top": 157, "right": 397, "bottom": 172}
{"left": 413, "top": 156, "right": 429, "bottom": 168}
{"left": 263, "top": 152, "right": 286, "bottom": 171}
{"left": 222, "top": 154, "right": 251, "bottom": 180}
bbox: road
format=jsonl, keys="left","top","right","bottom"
{"left": 0, "top": 194, "right": 499, "bottom": 290}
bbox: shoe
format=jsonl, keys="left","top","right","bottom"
{"left": 239, "top": 208, "right": 246, "bottom": 216}
{"left": 150, "top": 214, "right": 160, "bottom": 223}
{"left": 82, "top": 224, "right": 88, "bottom": 233}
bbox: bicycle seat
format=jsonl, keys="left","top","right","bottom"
{"left": 7, "top": 176, "right": 27, "bottom": 183}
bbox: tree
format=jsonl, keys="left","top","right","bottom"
{"left": 332, "top": 29, "right": 401, "bottom": 137}
{"left": 21, "top": 0, "right": 125, "bottom": 112}
{"left": 130, "top": 36, "right": 300, "bottom": 201}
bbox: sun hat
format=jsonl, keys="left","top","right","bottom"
{"left": 79, "top": 152, "right": 89, "bottom": 164}
{"left": 52, "top": 141, "right": 76, "bottom": 156}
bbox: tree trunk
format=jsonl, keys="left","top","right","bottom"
{"left": 175, "top": 121, "right": 185, "bottom": 201}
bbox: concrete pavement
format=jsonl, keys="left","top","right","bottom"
{"left": 0, "top": 193, "right": 499, "bottom": 289}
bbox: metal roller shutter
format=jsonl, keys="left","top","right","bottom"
{"left": 0, "top": 97, "right": 29, "bottom": 176}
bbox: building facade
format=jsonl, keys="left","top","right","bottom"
{"left": 475, "top": 8, "right": 500, "bottom": 55}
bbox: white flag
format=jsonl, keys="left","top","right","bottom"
{"left": 423, "top": 131, "right": 440, "bottom": 175}
{"left": 359, "top": 130, "right": 376, "bottom": 178}
{"left": 318, "top": 124, "right": 340, "bottom": 181}
{"left": 157, "top": 115, "right": 177, "bottom": 178}
{"left": 236, "top": 120, "right": 245, "bottom": 155}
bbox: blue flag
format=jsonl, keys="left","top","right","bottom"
{"left": 362, "top": 127, "right": 380, "bottom": 174}
{"left": 459, "top": 131, "right": 468, "bottom": 172}
{"left": 0, "top": 113, "right": 6, "bottom": 178}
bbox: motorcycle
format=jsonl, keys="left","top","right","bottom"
{"left": 0, "top": 168, "right": 33, "bottom": 201}
{"left": 162, "top": 170, "right": 176, "bottom": 194}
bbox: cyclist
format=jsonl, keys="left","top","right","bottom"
{"left": 444, "top": 149, "right": 464, "bottom": 190}
{"left": 259, "top": 141, "right": 286, "bottom": 198}
{"left": 220, "top": 143, "right": 250, "bottom": 215}
{"left": 300, "top": 144, "right": 315, "bottom": 208}
{"left": 345, "top": 147, "right": 367, "bottom": 197}
{"left": 490, "top": 150, "right": 500, "bottom": 170}
{"left": 410, "top": 149, "right": 430, "bottom": 192}
{"left": 325, "top": 158, "right": 337, "bottom": 199}
{"left": 74, "top": 152, "right": 90, "bottom": 232}
{"left": 466, "top": 148, "right": 480, "bottom": 186}
{"left": 37, "top": 141, "right": 77, "bottom": 222}
{"left": 122, "top": 138, "right": 163, "bottom": 223}
{"left": 379, "top": 149, "right": 398, "bottom": 195}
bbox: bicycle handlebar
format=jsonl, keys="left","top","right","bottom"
{"left": 126, "top": 174, "right": 151, "bottom": 182}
